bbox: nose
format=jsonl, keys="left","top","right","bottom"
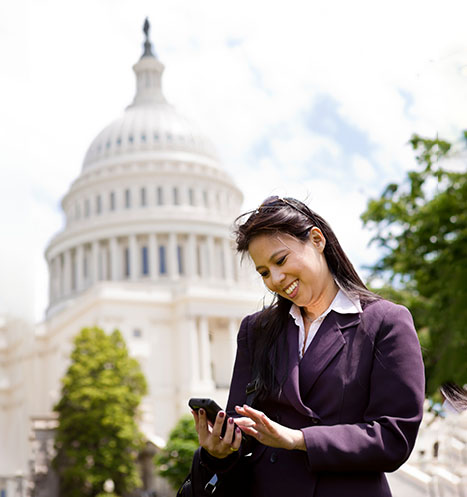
{"left": 269, "top": 267, "right": 285, "bottom": 290}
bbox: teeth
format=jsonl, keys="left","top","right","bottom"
{"left": 284, "top": 280, "right": 298, "bottom": 295}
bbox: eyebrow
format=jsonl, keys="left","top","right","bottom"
{"left": 255, "top": 249, "right": 287, "bottom": 271}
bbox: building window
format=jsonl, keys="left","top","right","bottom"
{"left": 85, "top": 199, "right": 90, "bottom": 217}
{"left": 203, "top": 190, "right": 208, "bottom": 207}
{"left": 96, "top": 195, "right": 102, "bottom": 214}
{"left": 141, "top": 246, "right": 149, "bottom": 276}
{"left": 177, "top": 245, "right": 184, "bottom": 275}
{"left": 110, "top": 191, "right": 115, "bottom": 211}
{"left": 129, "top": 135, "right": 134, "bottom": 144}
{"left": 140, "top": 187, "right": 146, "bottom": 207}
{"left": 124, "top": 247, "right": 130, "bottom": 278}
{"left": 157, "top": 186, "right": 164, "bottom": 205}
{"left": 125, "top": 189, "right": 131, "bottom": 208}
{"left": 116, "top": 137, "right": 122, "bottom": 146}
{"left": 141, "top": 134, "right": 146, "bottom": 142}
{"left": 154, "top": 133, "right": 159, "bottom": 141}
{"left": 159, "top": 246, "right": 167, "bottom": 275}
{"left": 133, "top": 329, "right": 142, "bottom": 338}
{"left": 188, "top": 188, "right": 194, "bottom": 206}
{"left": 173, "top": 187, "right": 179, "bottom": 205}
{"left": 75, "top": 203, "right": 81, "bottom": 220}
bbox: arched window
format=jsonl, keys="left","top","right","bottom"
{"left": 124, "top": 248, "right": 130, "bottom": 278}
{"left": 173, "top": 187, "right": 179, "bottom": 205}
{"left": 177, "top": 245, "right": 184, "bottom": 275}
{"left": 157, "top": 186, "right": 164, "bottom": 205}
{"left": 159, "top": 246, "right": 167, "bottom": 275}
{"left": 141, "top": 246, "right": 149, "bottom": 276}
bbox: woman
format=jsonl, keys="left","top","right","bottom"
{"left": 192, "top": 196, "right": 425, "bottom": 497}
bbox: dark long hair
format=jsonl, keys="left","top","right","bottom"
{"left": 234, "top": 196, "right": 378, "bottom": 402}
{"left": 441, "top": 382, "right": 467, "bottom": 412}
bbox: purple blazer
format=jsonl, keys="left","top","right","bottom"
{"left": 224, "top": 299, "right": 425, "bottom": 497}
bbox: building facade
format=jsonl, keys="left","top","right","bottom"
{"left": 0, "top": 22, "right": 262, "bottom": 496}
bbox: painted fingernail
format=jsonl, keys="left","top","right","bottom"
{"left": 236, "top": 427, "right": 241, "bottom": 434}
{"left": 199, "top": 408, "right": 205, "bottom": 415}
{"left": 219, "top": 411, "right": 225, "bottom": 418}
{"left": 229, "top": 417, "right": 234, "bottom": 424}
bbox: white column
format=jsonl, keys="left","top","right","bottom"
{"left": 206, "top": 236, "right": 215, "bottom": 279}
{"left": 187, "top": 318, "right": 201, "bottom": 387}
{"left": 63, "top": 250, "right": 71, "bottom": 296}
{"left": 53, "top": 257, "right": 61, "bottom": 300}
{"left": 101, "top": 244, "right": 108, "bottom": 280}
{"left": 110, "top": 237, "right": 119, "bottom": 281}
{"left": 58, "top": 255, "right": 64, "bottom": 298}
{"left": 129, "top": 235, "right": 138, "bottom": 280}
{"left": 222, "top": 238, "right": 234, "bottom": 282}
{"left": 168, "top": 232, "right": 178, "bottom": 280}
{"left": 198, "top": 317, "right": 214, "bottom": 386}
{"left": 91, "top": 241, "right": 99, "bottom": 284}
{"left": 186, "top": 233, "right": 196, "bottom": 278}
{"left": 75, "top": 244, "right": 83, "bottom": 291}
{"left": 48, "top": 259, "right": 55, "bottom": 303}
{"left": 149, "top": 233, "right": 158, "bottom": 280}
{"left": 199, "top": 238, "right": 207, "bottom": 278}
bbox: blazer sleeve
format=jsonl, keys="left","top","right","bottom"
{"left": 301, "top": 303, "right": 425, "bottom": 472}
{"left": 225, "top": 314, "right": 253, "bottom": 416}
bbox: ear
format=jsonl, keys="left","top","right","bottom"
{"left": 308, "top": 227, "right": 326, "bottom": 252}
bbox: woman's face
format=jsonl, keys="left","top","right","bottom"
{"left": 248, "top": 229, "right": 335, "bottom": 312}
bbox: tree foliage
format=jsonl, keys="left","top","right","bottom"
{"left": 154, "top": 415, "right": 199, "bottom": 490}
{"left": 53, "top": 327, "right": 148, "bottom": 497}
{"left": 362, "top": 133, "right": 467, "bottom": 395}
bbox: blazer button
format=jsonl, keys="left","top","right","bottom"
{"left": 270, "top": 452, "right": 278, "bottom": 464}
{"left": 311, "top": 418, "right": 319, "bottom": 425}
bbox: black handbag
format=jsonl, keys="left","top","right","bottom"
{"left": 177, "top": 381, "right": 258, "bottom": 497}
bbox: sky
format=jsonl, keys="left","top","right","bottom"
{"left": 1, "top": 0, "right": 466, "bottom": 323}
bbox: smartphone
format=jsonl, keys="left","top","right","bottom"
{"left": 189, "top": 397, "right": 227, "bottom": 437}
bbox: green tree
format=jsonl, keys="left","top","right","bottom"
{"left": 155, "top": 415, "right": 199, "bottom": 490}
{"left": 362, "top": 132, "right": 467, "bottom": 395}
{"left": 53, "top": 327, "right": 148, "bottom": 497}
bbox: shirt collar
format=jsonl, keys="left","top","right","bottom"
{"left": 289, "top": 288, "right": 362, "bottom": 325}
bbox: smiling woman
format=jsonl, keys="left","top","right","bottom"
{"left": 189, "top": 196, "right": 425, "bottom": 497}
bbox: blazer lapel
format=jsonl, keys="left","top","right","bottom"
{"left": 299, "top": 311, "right": 360, "bottom": 399}
{"left": 280, "top": 318, "right": 321, "bottom": 419}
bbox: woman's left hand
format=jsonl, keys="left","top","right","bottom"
{"left": 235, "top": 405, "right": 306, "bottom": 451}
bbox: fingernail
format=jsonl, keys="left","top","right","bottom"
{"left": 236, "top": 427, "right": 241, "bottom": 434}
{"left": 229, "top": 417, "right": 234, "bottom": 424}
{"left": 219, "top": 411, "right": 225, "bottom": 418}
{"left": 199, "top": 408, "right": 205, "bottom": 415}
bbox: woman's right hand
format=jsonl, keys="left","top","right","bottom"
{"left": 192, "top": 408, "right": 242, "bottom": 459}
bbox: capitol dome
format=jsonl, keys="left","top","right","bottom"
{"left": 44, "top": 20, "right": 249, "bottom": 316}
{"left": 82, "top": 44, "right": 220, "bottom": 170}
{"left": 82, "top": 102, "right": 220, "bottom": 170}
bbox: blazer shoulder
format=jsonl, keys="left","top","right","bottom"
{"left": 360, "top": 298, "right": 415, "bottom": 334}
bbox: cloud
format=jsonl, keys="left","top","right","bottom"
{"left": 1, "top": 0, "right": 467, "bottom": 320}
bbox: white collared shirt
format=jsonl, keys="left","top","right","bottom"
{"left": 289, "top": 289, "right": 362, "bottom": 359}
